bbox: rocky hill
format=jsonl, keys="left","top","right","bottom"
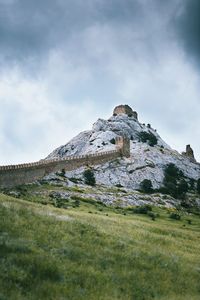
{"left": 46, "top": 105, "right": 200, "bottom": 192}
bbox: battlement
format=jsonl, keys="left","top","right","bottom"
{"left": 0, "top": 150, "right": 118, "bottom": 172}
{"left": 0, "top": 136, "right": 131, "bottom": 188}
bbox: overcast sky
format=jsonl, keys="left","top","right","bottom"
{"left": 0, "top": 0, "right": 200, "bottom": 164}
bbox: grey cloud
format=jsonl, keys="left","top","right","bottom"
{"left": 175, "top": 0, "right": 200, "bottom": 67}
{"left": 1, "top": 0, "right": 198, "bottom": 70}
{"left": 0, "top": 0, "right": 161, "bottom": 69}
{"left": 0, "top": 0, "right": 96, "bottom": 66}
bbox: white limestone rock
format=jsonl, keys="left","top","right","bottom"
{"left": 46, "top": 110, "right": 200, "bottom": 190}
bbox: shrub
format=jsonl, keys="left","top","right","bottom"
{"left": 164, "top": 164, "right": 182, "bottom": 179}
{"left": 170, "top": 213, "right": 181, "bottom": 220}
{"left": 197, "top": 179, "right": 200, "bottom": 194}
{"left": 60, "top": 169, "right": 65, "bottom": 177}
{"left": 140, "top": 179, "right": 153, "bottom": 193}
{"left": 83, "top": 169, "right": 96, "bottom": 186}
{"left": 162, "top": 182, "right": 178, "bottom": 198}
{"left": 115, "top": 184, "right": 123, "bottom": 188}
{"left": 147, "top": 211, "right": 157, "bottom": 221}
{"left": 138, "top": 131, "right": 157, "bottom": 147}
{"left": 110, "top": 138, "right": 116, "bottom": 144}
{"left": 189, "top": 178, "right": 195, "bottom": 190}
{"left": 69, "top": 177, "right": 80, "bottom": 183}
{"left": 133, "top": 205, "right": 152, "bottom": 214}
{"left": 73, "top": 199, "right": 80, "bottom": 208}
{"left": 161, "top": 164, "right": 187, "bottom": 199}
{"left": 177, "top": 179, "right": 188, "bottom": 197}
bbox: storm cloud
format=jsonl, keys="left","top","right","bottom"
{"left": 0, "top": 0, "right": 200, "bottom": 164}
{"left": 175, "top": 0, "right": 200, "bottom": 68}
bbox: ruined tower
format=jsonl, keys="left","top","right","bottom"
{"left": 113, "top": 104, "right": 138, "bottom": 120}
{"left": 182, "top": 144, "right": 196, "bottom": 163}
{"left": 116, "top": 136, "right": 130, "bottom": 158}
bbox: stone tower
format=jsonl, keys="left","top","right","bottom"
{"left": 182, "top": 144, "right": 196, "bottom": 163}
{"left": 113, "top": 104, "right": 138, "bottom": 120}
{"left": 116, "top": 136, "right": 130, "bottom": 158}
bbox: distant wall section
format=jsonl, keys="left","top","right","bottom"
{"left": 0, "top": 135, "right": 131, "bottom": 188}
{"left": 0, "top": 150, "right": 120, "bottom": 188}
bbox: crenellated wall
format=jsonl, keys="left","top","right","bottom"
{"left": 0, "top": 150, "right": 121, "bottom": 188}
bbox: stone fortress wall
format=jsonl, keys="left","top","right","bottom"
{"left": 0, "top": 136, "right": 130, "bottom": 188}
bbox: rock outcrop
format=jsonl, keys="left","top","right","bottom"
{"left": 182, "top": 145, "right": 196, "bottom": 163}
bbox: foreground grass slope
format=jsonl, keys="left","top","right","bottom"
{"left": 0, "top": 192, "right": 200, "bottom": 300}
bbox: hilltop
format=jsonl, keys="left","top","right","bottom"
{"left": 45, "top": 105, "right": 200, "bottom": 208}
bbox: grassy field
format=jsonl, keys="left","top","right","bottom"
{"left": 0, "top": 188, "right": 200, "bottom": 300}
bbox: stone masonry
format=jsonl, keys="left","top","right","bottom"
{"left": 113, "top": 104, "right": 138, "bottom": 120}
{"left": 116, "top": 136, "right": 130, "bottom": 158}
{"left": 0, "top": 136, "right": 130, "bottom": 188}
{"left": 182, "top": 144, "right": 196, "bottom": 163}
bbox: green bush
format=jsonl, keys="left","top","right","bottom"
{"left": 133, "top": 205, "right": 152, "bottom": 214}
{"left": 170, "top": 213, "right": 181, "bottom": 220}
{"left": 162, "top": 182, "right": 178, "bottom": 198}
{"left": 162, "top": 164, "right": 188, "bottom": 199}
{"left": 115, "top": 184, "right": 123, "bottom": 188}
{"left": 147, "top": 211, "right": 157, "bottom": 221}
{"left": 138, "top": 131, "right": 157, "bottom": 147}
{"left": 140, "top": 179, "right": 153, "bottom": 193}
{"left": 189, "top": 178, "right": 195, "bottom": 190}
{"left": 177, "top": 179, "right": 188, "bottom": 197}
{"left": 60, "top": 169, "right": 65, "bottom": 177}
{"left": 110, "top": 138, "right": 116, "bottom": 144}
{"left": 83, "top": 169, "right": 96, "bottom": 186}
{"left": 164, "top": 163, "right": 183, "bottom": 179}
{"left": 69, "top": 177, "right": 80, "bottom": 183}
{"left": 197, "top": 179, "right": 200, "bottom": 194}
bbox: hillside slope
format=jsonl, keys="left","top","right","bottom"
{"left": 0, "top": 192, "right": 200, "bottom": 300}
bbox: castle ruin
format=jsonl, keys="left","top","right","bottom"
{"left": 182, "top": 144, "right": 196, "bottom": 163}
{"left": 113, "top": 104, "right": 138, "bottom": 120}
{"left": 116, "top": 136, "right": 130, "bottom": 158}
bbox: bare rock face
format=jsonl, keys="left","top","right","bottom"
{"left": 113, "top": 105, "right": 138, "bottom": 120}
{"left": 182, "top": 145, "right": 196, "bottom": 163}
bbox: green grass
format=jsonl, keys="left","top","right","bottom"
{"left": 0, "top": 191, "right": 200, "bottom": 300}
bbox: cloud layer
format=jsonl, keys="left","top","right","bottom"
{"left": 0, "top": 0, "right": 200, "bottom": 164}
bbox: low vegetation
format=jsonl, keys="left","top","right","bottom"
{"left": 0, "top": 184, "right": 200, "bottom": 300}
{"left": 138, "top": 131, "right": 158, "bottom": 146}
{"left": 83, "top": 169, "right": 96, "bottom": 186}
{"left": 160, "top": 164, "right": 189, "bottom": 199}
{"left": 197, "top": 178, "right": 200, "bottom": 194}
{"left": 140, "top": 179, "right": 153, "bottom": 193}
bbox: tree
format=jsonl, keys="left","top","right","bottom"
{"left": 83, "top": 169, "right": 96, "bottom": 186}
{"left": 140, "top": 179, "right": 153, "bottom": 193}
{"left": 163, "top": 181, "right": 178, "bottom": 198}
{"left": 138, "top": 131, "right": 158, "bottom": 147}
{"left": 177, "top": 179, "right": 188, "bottom": 198}
{"left": 197, "top": 178, "right": 200, "bottom": 194}
{"left": 189, "top": 178, "right": 195, "bottom": 190}
{"left": 178, "top": 179, "right": 188, "bottom": 193}
{"left": 164, "top": 163, "right": 181, "bottom": 179}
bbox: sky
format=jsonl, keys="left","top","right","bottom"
{"left": 0, "top": 0, "right": 200, "bottom": 164}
